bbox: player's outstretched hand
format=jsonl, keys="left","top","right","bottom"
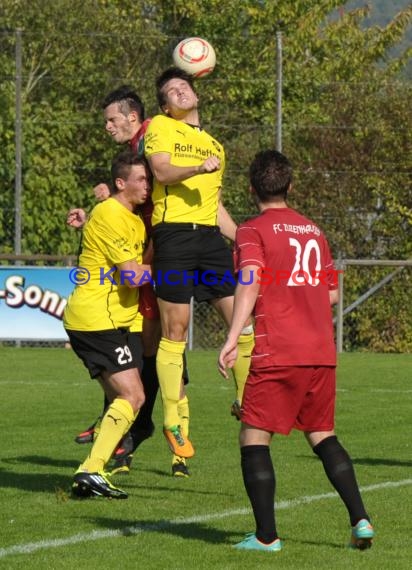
{"left": 67, "top": 208, "right": 87, "bottom": 228}
{"left": 218, "top": 339, "right": 238, "bottom": 379}
{"left": 200, "top": 156, "right": 221, "bottom": 174}
{"left": 93, "top": 183, "right": 111, "bottom": 201}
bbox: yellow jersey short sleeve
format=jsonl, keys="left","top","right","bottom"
{"left": 130, "top": 311, "right": 143, "bottom": 333}
{"left": 145, "top": 115, "right": 225, "bottom": 226}
{"left": 64, "top": 198, "right": 147, "bottom": 332}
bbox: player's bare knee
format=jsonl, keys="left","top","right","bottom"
{"left": 163, "top": 326, "right": 188, "bottom": 342}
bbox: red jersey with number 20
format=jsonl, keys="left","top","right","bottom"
{"left": 236, "top": 207, "right": 338, "bottom": 367}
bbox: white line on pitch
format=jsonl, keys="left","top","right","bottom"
{"left": 371, "top": 389, "right": 412, "bottom": 393}
{"left": 0, "top": 478, "right": 411, "bottom": 560}
{"left": 0, "top": 381, "right": 88, "bottom": 387}
{"left": 4, "top": 382, "right": 412, "bottom": 394}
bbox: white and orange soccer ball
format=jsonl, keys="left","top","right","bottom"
{"left": 172, "top": 37, "right": 216, "bottom": 78}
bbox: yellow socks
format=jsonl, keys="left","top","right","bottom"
{"left": 156, "top": 338, "right": 186, "bottom": 428}
{"left": 177, "top": 395, "right": 190, "bottom": 437}
{"left": 172, "top": 395, "right": 190, "bottom": 465}
{"left": 232, "top": 332, "right": 254, "bottom": 403}
{"left": 80, "top": 398, "right": 135, "bottom": 473}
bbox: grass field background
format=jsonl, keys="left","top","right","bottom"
{"left": 0, "top": 348, "right": 411, "bottom": 569}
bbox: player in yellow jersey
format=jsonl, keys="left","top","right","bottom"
{"left": 64, "top": 150, "right": 151, "bottom": 499}
{"left": 144, "top": 68, "right": 254, "bottom": 458}
{"left": 69, "top": 86, "right": 192, "bottom": 478}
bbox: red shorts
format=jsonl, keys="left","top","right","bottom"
{"left": 138, "top": 285, "right": 160, "bottom": 320}
{"left": 241, "top": 365, "right": 336, "bottom": 435}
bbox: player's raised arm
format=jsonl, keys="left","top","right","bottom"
{"left": 93, "top": 182, "right": 111, "bottom": 201}
{"left": 147, "top": 152, "right": 220, "bottom": 185}
{"left": 67, "top": 208, "right": 88, "bottom": 228}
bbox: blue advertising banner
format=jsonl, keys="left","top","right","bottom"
{"left": 0, "top": 267, "right": 74, "bottom": 340}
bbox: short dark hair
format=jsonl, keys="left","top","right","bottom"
{"left": 249, "top": 150, "right": 293, "bottom": 202}
{"left": 155, "top": 67, "right": 196, "bottom": 108}
{"left": 111, "top": 149, "right": 148, "bottom": 192}
{"left": 102, "top": 85, "right": 145, "bottom": 122}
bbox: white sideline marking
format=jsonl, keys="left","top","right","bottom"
{"left": 0, "top": 478, "right": 411, "bottom": 559}
{"left": 4, "top": 382, "right": 412, "bottom": 394}
{"left": 0, "top": 381, "right": 86, "bottom": 387}
{"left": 371, "top": 389, "right": 412, "bottom": 393}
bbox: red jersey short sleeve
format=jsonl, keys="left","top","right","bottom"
{"left": 236, "top": 208, "right": 337, "bottom": 367}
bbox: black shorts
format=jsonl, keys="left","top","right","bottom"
{"left": 152, "top": 223, "right": 236, "bottom": 303}
{"left": 66, "top": 329, "right": 143, "bottom": 379}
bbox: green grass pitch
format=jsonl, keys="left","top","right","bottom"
{"left": 0, "top": 348, "right": 411, "bottom": 569}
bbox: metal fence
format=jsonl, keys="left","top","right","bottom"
{"left": 334, "top": 259, "right": 411, "bottom": 353}
{"left": 1, "top": 255, "right": 410, "bottom": 352}
{"left": 190, "top": 259, "right": 411, "bottom": 353}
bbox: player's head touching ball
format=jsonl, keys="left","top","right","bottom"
{"left": 155, "top": 66, "right": 199, "bottom": 114}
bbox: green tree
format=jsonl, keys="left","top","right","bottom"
{"left": 0, "top": 0, "right": 410, "bottom": 349}
{"left": 0, "top": 0, "right": 164, "bottom": 254}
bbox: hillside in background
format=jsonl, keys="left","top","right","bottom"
{"left": 344, "top": 0, "right": 411, "bottom": 74}
{"left": 345, "top": 0, "right": 412, "bottom": 25}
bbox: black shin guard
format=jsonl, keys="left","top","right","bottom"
{"left": 241, "top": 445, "right": 278, "bottom": 543}
{"left": 313, "top": 436, "right": 369, "bottom": 526}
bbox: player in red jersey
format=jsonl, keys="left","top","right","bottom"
{"left": 218, "top": 150, "right": 374, "bottom": 552}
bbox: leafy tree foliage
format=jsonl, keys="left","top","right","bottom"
{"left": 0, "top": 0, "right": 410, "bottom": 349}
{"left": 0, "top": 0, "right": 165, "bottom": 254}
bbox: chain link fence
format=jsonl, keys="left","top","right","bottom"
{"left": 190, "top": 300, "right": 227, "bottom": 350}
{"left": 189, "top": 261, "right": 411, "bottom": 353}
{"left": 2, "top": 256, "right": 410, "bottom": 352}
{"left": 334, "top": 260, "right": 411, "bottom": 353}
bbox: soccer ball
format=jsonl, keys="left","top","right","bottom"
{"left": 172, "top": 37, "right": 216, "bottom": 78}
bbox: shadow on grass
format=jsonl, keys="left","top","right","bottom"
{"left": 3, "top": 455, "right": 78, "bottom": 469}
{"left": 89, "top": 518, "right": 348, "bottom": 550}
{"left": 0, "top": 466, "right": 233, "bottom": 499}
{"left": 351, "top": 457, "right": 412, "bottom": 468}
{"left": 284, "top": 536, "right": 344, "bottom": 550}
{"left": 1, "top": 456, "right": 234, "bottom": 497}
{"left": 90, "top": 516, "right": 239, "bottom": 545}
{"left": 2, "top": 456, "right": 196, "bottom": 479}
{"left": 0, "top": 468, "right": 72, "bottom": 493}
{"left": 304, "top": 455, "right": 412, "bottom": 468}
